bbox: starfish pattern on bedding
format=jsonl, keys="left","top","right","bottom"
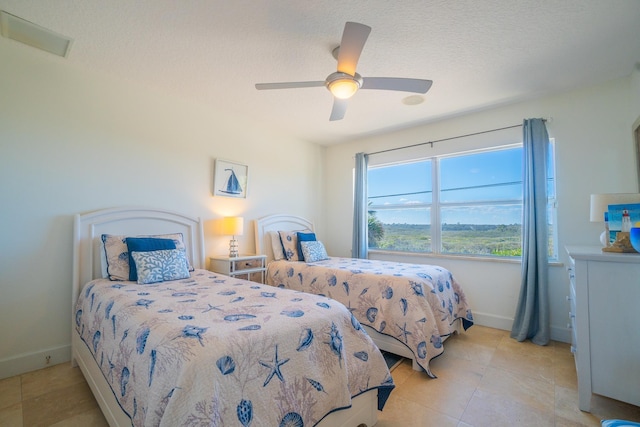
{"left": 396, "top": 322, "right": 412, "bottom": 343}
{"left": 259, "top": 344, "right": 290, "bottom": 387}
{"left": 345, "top": 300, "right": 357, "bottom": 313}
{"left": 202, "top": 303, "right": 224, "bottom": 313}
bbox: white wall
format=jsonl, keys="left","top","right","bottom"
{"left": 323, "top": 75, "right": 637, "bottom": 343}
{"left": 0, "top": 41, "right": 325, "bottom": 378}
{"left": 632, "top": 66, "right": 640, "bottom": 187}
{"left": 2, "top": 35, "right": 637, "bottom": 379}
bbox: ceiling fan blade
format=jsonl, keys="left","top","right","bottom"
{"left": 336, "top": 22, "right": 371, "bottom": 76}
{"left": 255, "top": 81, "right": 325, "bottom": 90}
{"left": 361, "top": 77, "right": 433, "bottom": 93}
{"left": 329, "top": 98, "right": 348, "bottom": 121}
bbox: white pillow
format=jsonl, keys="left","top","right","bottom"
{"left": 269, "top": 231, "right": 286, "bottom": 261}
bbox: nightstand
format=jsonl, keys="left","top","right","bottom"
{"left": 209, "top": 254, "right": 267, "bottom": 283}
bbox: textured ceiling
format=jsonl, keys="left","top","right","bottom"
{"left": 1, "top": 0, "right": 639, "bottom": 145}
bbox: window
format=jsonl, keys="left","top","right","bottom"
{"left": 367, "top": 143, "right": 557, "bottom": 259}
{"left": 368, "top": 160, "right": 432, "bottom": 252}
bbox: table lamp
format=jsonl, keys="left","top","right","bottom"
{"left": 221, "top": 216, "right": 244, "bottom": 257}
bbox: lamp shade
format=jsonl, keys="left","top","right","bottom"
{"left": 590, "top": 193, "right": 640, "bottom": 222}
{"left": 221, "top": 216, "right": 244, "bottom": 236}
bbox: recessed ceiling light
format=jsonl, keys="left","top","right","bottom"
{"left": 0, "top": 10, "right": 72, "bottom": 57}
{"left": 402, "top": 95, "right": 425, "bottom": 106}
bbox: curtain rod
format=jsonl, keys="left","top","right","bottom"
{"left": 367, "top": 119, "right": 548, "bottom": 156}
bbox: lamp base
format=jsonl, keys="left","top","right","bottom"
{"left": 229, "top": 238, "right": 239, "bottom": 258}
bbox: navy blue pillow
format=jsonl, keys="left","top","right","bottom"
{"left": 297, "top": 232, "right": 317, "bottom": 259}
{"left": 126, "top": 237, "right": 177, "bottom": 281}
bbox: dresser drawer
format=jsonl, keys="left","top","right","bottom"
{"left": 209, "top": 255, "right": 267, "bottom": 284}
{"left": 567, "top": 260, "right": 577, "bottom": 353}
{"left": 570, "top": 315, "right": 577, "bottom": 354}
{"left": 231, "top": 258, "right": 264, "bottom": 272}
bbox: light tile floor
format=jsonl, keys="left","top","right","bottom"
{"left": 1, "top": 325, "right": 639, "bottom": 426}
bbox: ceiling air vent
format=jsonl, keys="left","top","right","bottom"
{"left": 0, "top": 10, "right": 72, "bottom": 57}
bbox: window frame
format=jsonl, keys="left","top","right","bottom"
{"left": 367, "top": 141, "right": 558, "bottom": 260}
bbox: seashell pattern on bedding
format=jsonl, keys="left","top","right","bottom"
{"left": 266, "top": 257, "right": 474, "bottom": 378}
{"left": 74, "top": 269, "right": 394, "bottom": 426}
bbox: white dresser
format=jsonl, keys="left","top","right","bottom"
{"left": 566, "top": 246, "right": 640, "bottom": 411}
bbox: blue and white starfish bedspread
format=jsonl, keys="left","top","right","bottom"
{"left": 266, "top": 258, "right": 474, "bottom": 378}
{"left": 75, "top": 269, "right": 394, "bottom": 426}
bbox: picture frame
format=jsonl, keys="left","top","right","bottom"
{"left": 214, "top": 159, "right": 248, "bottom": 198}
{"left": 607, "top": 202, "right": 640, "bottom": 244}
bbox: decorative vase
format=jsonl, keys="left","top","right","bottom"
{"left": 630, "top": 227, "right": 640, "bottom": 253}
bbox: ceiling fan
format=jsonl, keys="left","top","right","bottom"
{"left": 255, "top": 22, "right": 433, "bottom": 121}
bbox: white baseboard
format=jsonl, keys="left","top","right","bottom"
{"left": 471, "top": 311, "right": 513, "bottom": 331}
{"left": 471, "top": 312, "right": 570, "bottom": 344}
{"left": 550, "top": 325, "right": 571, "bottom": 344}
{"left": 0, "top": 314, "right": 571, "bottom": 381}
{"left": 0, "top": 345, "right": 70, "bottom": 380}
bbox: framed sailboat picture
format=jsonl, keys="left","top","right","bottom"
{"left": 214, "top": 159, "right": 248, "bottom": 198}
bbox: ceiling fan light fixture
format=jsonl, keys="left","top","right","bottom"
{"left": 255, "top": 22, "right": 432, "bottom": 121}
{"left": 329, "top": 79, "right": 358, "bottom": 99}
{"left": 326, "top": 72, "right": 362, "bottom": 99}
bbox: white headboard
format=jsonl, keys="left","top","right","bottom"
{"left": 72, "top": 207, "right": 205, "bottom": 309}
{"left": 254, "top": 214, "right": 314, "bottom": 263}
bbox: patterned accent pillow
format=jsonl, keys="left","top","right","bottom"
{"left": 125, "top": 237, "right": 177, "bottom": 281}
{"left": 101, "top": 234, "right": 130, "bottom": 281}
{"left": 278, "top": 230, "right": 302, "bottom": 261}
{"left": 300, "top": 241, "right": 329, "bottom": 262}
{"left": 102, "top": 233, "right": 193, "bottom": 281}
{"left": 278, "top": 229, "right": 314, "bottom": 261}
{"left": 131, "top": 249, "right": 190, "bottom": 284}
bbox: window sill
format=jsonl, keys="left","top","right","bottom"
{"left": 367, "top": 249, "right": 563, "bottom": 267}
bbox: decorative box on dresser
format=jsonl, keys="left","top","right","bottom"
{"left": 209, "top": 254, "right": 267, "bottom": 283}
{"left": 566, "top": 246, "right": 640, "bottom": 412}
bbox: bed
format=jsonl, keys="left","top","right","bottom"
{"left": 71, "top": 207, "right": 394, "bottom": 427}
{"left": 254, "top": 214, "right": 474, "bottom": 378}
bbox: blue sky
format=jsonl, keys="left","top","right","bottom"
{"left": 368, "top": 148, "right": 525, "bottom": 225}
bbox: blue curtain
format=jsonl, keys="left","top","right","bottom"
{"left": 352, "top": 152, "right": 369, "bottom": 259}
{"left": 510, "top": 118, "right": 550, "bottom": 345}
